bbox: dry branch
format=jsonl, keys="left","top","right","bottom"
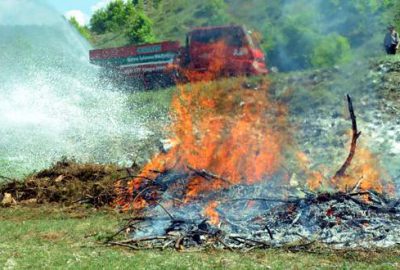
{"left": 334, "top": 95, "right": 361, "bottom": 179}
{"left": 187, "top": 165, "right": 234, "bottom": 185}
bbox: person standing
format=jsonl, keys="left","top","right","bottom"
{"left": 384, "top": 25, "right": 399, "bottom": 55}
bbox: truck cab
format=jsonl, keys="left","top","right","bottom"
{"left": 89, "top": 25, "right": 268, "bottom": 90}
{"left": 184, "top": 25, "right": 268, "bottom": 76}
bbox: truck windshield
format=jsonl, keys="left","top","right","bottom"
{"left": 246, "top": 31, "right": 262, "bottom": 50}
{"left": 190, "top": 27, "right": 246, "bottom": 47}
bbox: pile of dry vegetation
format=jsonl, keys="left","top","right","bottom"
{"left": 0, "top": 159, "right": 138, "bottom": 207}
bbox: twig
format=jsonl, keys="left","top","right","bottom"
{"left": 108, "top": 241, "right": 139, "bottom": 250}
{"left": 154, "top": 201, "right": 175, "bottom": 220}
{"left": 131, "top": 186, "right": 159, "bottom": 206}
{"left": 187, "top": 165, "right": 234, "bottom": 185}
{"left": 216, "top": 237, "right": 234, "bottom": 251}
{"left": 228, "top": 197, "right": 299, "bottom": 204}
{"left": 112, "top": 236, "right": 169, "bottom": 244}
{"left": 162, "top": 239, "right": 176, "bottom": 250}
{"left": 230, "top": 236, "right": 270, "bottom": 247}
{"left": 175, "top": 236, "right": 184, "bottom": 250}
{"left": 265, "top": 225, "right": 274, "bottom": 240}
{"left": 334, "top": 95, "right": 361, "bottom": 179}
{"left": 105, "top": 221, "right": 138, "bottom": 243}
{"left": 350, "top": 177, "right": 364, "bottom": 193}
{"left": 243, "top": 245, "right": 263, "bottom": 253}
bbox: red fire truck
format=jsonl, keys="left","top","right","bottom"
{"left": 89, "top": 25, "right": 268, "bottom": 89}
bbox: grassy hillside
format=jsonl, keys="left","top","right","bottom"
{"left": 89, "top": 0, "right": 396, "bottom": 71}
{"left": 90, "top": 0, "right": 276, "bottom": 48}
{"left": 91, "top": 1, "right": 225, "bottom": 48}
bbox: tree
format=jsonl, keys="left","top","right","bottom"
{"left": 125, "top": 10, "right": 155, "bottom": 44}
{"left": 389, "top": 0, "right": 400, "bottom": 30}
{"left": 90, "top": 0, "right": 137, "bottom": 34}
{"left": 90, "top": 9, "right": 109, "bottom": 34}
{"left": 195, "top": 0, "right": 230, "bottom": 26}
{"left": 228, "top": 0, "right": 399, "bottom": 70}
{"left": 89, "top": 0, "right": 156, "bottom": 44}
{"left": 311, "top": 34, "right": 351, "bottom": 68}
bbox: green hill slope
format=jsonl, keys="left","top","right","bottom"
{"left": 92, "top": 0, "right": 230, "bottom": 48}
{"left": 90, "top": 0, "right": 397, "bottom": 70}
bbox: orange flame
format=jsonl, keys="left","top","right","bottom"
{"left": 117, "top": 73, "right": 291, "bottom": 210}
{"left": 304, "top": 138, "right": 394, "bottom": 195}
{"left": 331, "top": 147, "right": 394, "bottom": 194}
{"left": 134, "top": 78, "right": 285, "bottom": 199}
{"left": 116, "top": 41, "right": 394, "bottom": 213}
{"left": 204, "top": 201, "right": 220, "bottom": 226}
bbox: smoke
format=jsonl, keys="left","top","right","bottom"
{"left": 227, "top": 0, "right": 391, "bottom": 70}
{"left": 118, "top": 1, "right": 399, "bottom": 239}
{"left": 226, "top": 0, "right": 399, "bottom": 191}
{"left": 275, "top": 0, "right": 387, "bottom": 69}
{"left": 275, "top": 1, "right": 400, "bottom": 191}
{"left": 0, "top": 0, "right": 151, "bottom": 178}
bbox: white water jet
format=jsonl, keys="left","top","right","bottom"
{"left": 0, "top": 0, "right": 149, "bottom": 177}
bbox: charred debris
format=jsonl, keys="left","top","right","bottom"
{"left": 108, "top": 95, "right": 400, "bottom": 251}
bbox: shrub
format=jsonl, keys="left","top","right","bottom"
{"left": 311, "top": 34, "right": 352, "bottom": 68}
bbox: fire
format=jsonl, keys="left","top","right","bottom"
{"left": 331, "top": 147, "right": 394, "bottom": 194}
{"left": 304, "top": 137, "right": 394, "bottom": 195}
{"left": 204, "top": 201, "right": 220, "bottom": 226}
{"left": 307, "top": 171, "right": 325, "bottom": 190}
{"left": 115, "top": 40, "right": 395, "bottom": 215}
{"left": 116, "top": 50, "right": 291, "bottom": 211}
{"left": 117, "top": 77, "right": 290, "bottom": 211}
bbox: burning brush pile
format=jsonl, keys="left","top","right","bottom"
{"left": 111, "top": 65, "right": 399, "bottom": 250}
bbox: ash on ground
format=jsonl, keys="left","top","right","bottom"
{"left": 112, "top": 187, "right": 400, "bottom": 250}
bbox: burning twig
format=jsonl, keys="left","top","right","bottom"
{"left": 334, "top": 95, "right": 361, "bottom": 179}
{"left": 229, "top": 197, "right": 299, "bottom": 204}
{"left": 187, "top": 165, "right": 234, "bottom": 185}
{"left": 131, "top": 186, "right": 160, "bottom": 209}
{"left": 350, "top": 177, "right": 364, "bottom": 193}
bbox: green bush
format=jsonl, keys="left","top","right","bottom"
{"left": 125, "top": 11, "right": 155, "bottom": 44}
{"left": 89, "top": 0, "right": 156, "bottom": 45}
{"left": 90, "top": 0, "right": 141, "bottom": 34}
{"left": 311, "top": 34, "right": 352, "bottom": 68}
{"left": 199, "top": 0, "right": 230, "bottom": 26}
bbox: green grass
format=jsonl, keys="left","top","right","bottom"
{"left": 0, "top": 206, "right": 399, "bottom": 269}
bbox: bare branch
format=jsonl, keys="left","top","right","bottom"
{"left": 334, "top": 95, "right": 361, "bottom": 179}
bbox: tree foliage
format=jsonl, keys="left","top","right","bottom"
{"left": 251, "top": 0, "right": 396, "bottom": 70}
{"left": 89, "top": 0, "right": 155, "bottom": 45}
{"left": 199, "top": 0, "right": 230, "bottom": 26}
{"left": 311, "top": 34, "right": 351, "bottom": 68}
{"left": 88, "top": 0, "right": 400, "bottom": 70}
{"left": 90, "top": 0, "right": 136, "bottom": 34}
{"left": 125, "top": 11, "right": 155, "bottom": 44}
